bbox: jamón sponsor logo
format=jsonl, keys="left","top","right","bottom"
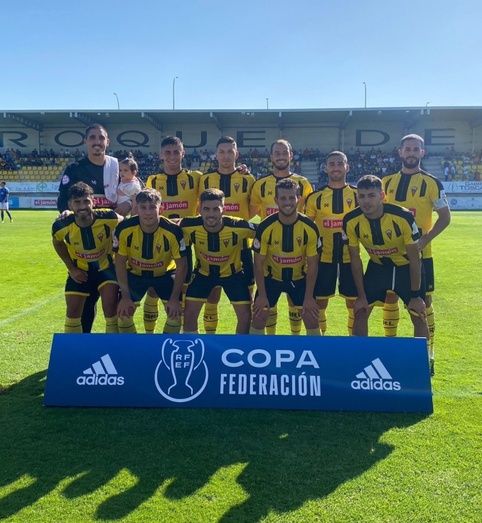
{"left": 322, "top": 219, "right": 343, "bottom": 229}
{"left": 75, "top": 249, "right": 105, "bottom": 260}
{"left": 162, "top": 201, "right": 189, "bottom": 210}
{"left": 272, "top": 255, "right": 303, "bottom": 265}
{"left": 224, "top": 203, "right": 240, "bottom": 212}
{"left": 202, "top": 253, "right": 229, "bottom": 263}
{"left": 130, "top": 259, "right": 164, "bottom": 269}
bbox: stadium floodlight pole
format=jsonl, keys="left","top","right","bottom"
{"left": 172, "top": 76, "right": 179, "bottom": 110}
{"left": 113, "top": 92, "right": 120, "bottom": 110}
{"left": 363, "top": 82, "right": 367, "bottom": 108}
{"left": 266, "top": 98, "right": 269, "bottom": 110}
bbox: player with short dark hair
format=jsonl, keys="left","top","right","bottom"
{"left": 305, "top": 151, "right": 358, "bottom": 334}
{"left": 56, "top": 124, "right": 124, "bottom": 333}
{"left": 0, "top": 181, "right": 13, "bottom": 223}
{"left": 250, "top": 139, "right": 314, "bottom": 334}
{"left": 200, "top": 136, "right": 257, "bottom": 334}
{"left": 181, "top": 189, "right": 256, "bottom": 334}
{"left": 114, "top": 189, "right": 188, "bottom": 333}
{"left": 382, "top": 134, "right": 450, "bottom": 374}
{"left": 52, "top": 182, "right": 122, "bottom": 333}
{"left": 343, "top": 175, "right": 429, "bottom": 342}
{"left": 143, "top": 136, "right": 202, "bottom": 333}
{"left": 251, "top": 178, "right": 321, "bottom": 335}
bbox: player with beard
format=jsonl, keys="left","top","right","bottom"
{"left": 343, "top": 175, "right": 429, "bottom": 343}
{"left": 181, "top": 189, "right": 256, "bottom": 334}
{"left": 251, "top": 178, "right": 320, "bottom": 335}
{"left": 144, "top": 136, "right": 202, "bottom": 333}
{"left": 305, "top": 151, "right": 358, "bottom": 335}
{"left": 57, "top": 124, "right": 124, "bottom": 333}
{"left": 200, "top": 136, "right": 256, "bottom": 334}
{"left": 52, "top": 182, "right": 122, "bottom": 333}
{"left": 382, "top": 134, "right": 450, "bottom": 375}
{"left": 251, "top": 139, "right": 313, "bottom": 334}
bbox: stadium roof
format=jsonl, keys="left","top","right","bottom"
{"left": 2, "top": 106, "right": 482, "bottom": 131}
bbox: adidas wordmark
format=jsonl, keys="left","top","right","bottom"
{"left": 76, "top": 354, "right": 125, "bottom": 386}
{"left": 351, "top": 358, "right": 401, "bottom": 391}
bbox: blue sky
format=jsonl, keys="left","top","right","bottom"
{"left": 4, "top": 0, "right": 482, "bottom": 110}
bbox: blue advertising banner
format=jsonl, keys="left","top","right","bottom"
{"left": 44, "top": 334, "right": 433, "bottom": 413}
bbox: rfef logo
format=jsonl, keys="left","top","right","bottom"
{"left": 76, "top": 354, "right": 125, "bottom": 386}
{"left": 154, "top": 338, "right": 209, "bottom": 402}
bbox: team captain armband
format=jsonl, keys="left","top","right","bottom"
{"left": 433, "top": 190, "right": 449, "bottom": 210}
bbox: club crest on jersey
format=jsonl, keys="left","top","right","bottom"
{"left": 346, "top": 198, "right": 353, "bottom": 207}
{"left": 411, "top": 186, "right": 417, "bottom": 196}
{"left": 296, "top": 236, "right": 302, "bottom": 247}
{"left": 223, "top": 239, "right": 230, "bottom": 247}
{"left": 324, "top": 202, "right": 330, "bottom": 207}
{"left": 97, "top": 233, "right": 104, "bottom": 242}
{"left": 268, "top": 191, "right": 273, "bottom": 196}
{"left": 180, "top": 181, "right": 186, "bottom": 190}
{"left": 156, "top": 244, "right": 161, "bottom": 253}
{"left": 234, "top": 183, "right": 240, "bottom": 193}
{"left": 386, "top": 230, "right": 392, "bottom": 239}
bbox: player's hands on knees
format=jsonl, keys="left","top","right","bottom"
{"left": 68, "top": 267, "right": 88, "bottom": 283}
{"left": 253, "top": 295, "right": 269, "bottom": 318}
{"left": 354, "top": 297, "right": 369, "bottom": 315}
{"left": 302, "top": 297, "right": 319, "bottom": 321}
{"left": 117, "top": 296, "right": 136, "bottom": 318}
{"left": 408, "top": 297, "right": 426, "bottom": 318}
{"left": 165, "top": 298, "right": 182, "bottom": 320}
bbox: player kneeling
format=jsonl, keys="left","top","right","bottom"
{"left": 181, "top": 189, "right": 256, "bottom": 334}
{"left": 52, "top": 182, "right": 122, "bottom": 333}
{"left": 114, "top": 189, "right": 187, "bottom": 333}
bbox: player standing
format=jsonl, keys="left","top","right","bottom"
{"left": 0, "top": 181, "right": 13, "bottom": 223}
{"left": 200, "top": 136, "right": 256, "bottom": 334}
{"left": 305, "top": 151, "right": 358, "bottom": 335}
{"left": 343, "top": 175, "right": 429, "bottom": 342}
{"left": 57, "top": 124, "right": 123, "bottom": 333}
{"left": 144, "top": 136, "right": 202, "bottom": 333}
{"left": 382, "top": 134, "right": 450, "bottom": 374}
{"left": 250, "top": 139, "right": 314, "bottom": 334}
{"left": 251, "top": 178, "right": 321, "bottom": 336}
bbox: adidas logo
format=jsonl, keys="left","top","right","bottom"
{"left": 76, "top": 354, "right": 125, "bottom": 386}
{"left": 350, "top": 358, "right": 401, "bottom": 391}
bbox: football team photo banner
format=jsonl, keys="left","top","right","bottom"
{"left": 44, "top": 334, "right": 433, "bottom": 413}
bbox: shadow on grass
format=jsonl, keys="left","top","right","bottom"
{"left": 0, "top": 371, "right": 427, "bottom": 521}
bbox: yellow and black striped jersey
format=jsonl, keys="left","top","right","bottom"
{"left": 305, "top": 184, "right": 357, "bottom": 264}
{"left": 251, "top": 173, "right": 313, "bottom": 219}
{"left": 114, "top": 216, "right": 187, "bottom": 277}
{"left": 180, "top": 216, "right": 256, "bottom": 278}
{"left": 146, "top": 169, "right": 202, "bottom": 218}
{"left": 253, "top": 213, "right": 321, "bottom": 282}
{"left": 200, "top": 170, "right": 255, "bottom": 220}
{"left": 52, "top": 209, "right": 118, "bottom": 271}
{"left": 382, "top": 170, "right": 448, "bottom": 258}
{"left": 343, "top": 203, "right": 420, "bottom": 267}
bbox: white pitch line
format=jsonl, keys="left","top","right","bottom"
{"left": 0, "top": 291, "right": 64, "bottom": 328}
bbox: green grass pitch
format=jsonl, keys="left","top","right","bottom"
{"left": 0, "top": 211, "right": 480, "bottom": 522}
